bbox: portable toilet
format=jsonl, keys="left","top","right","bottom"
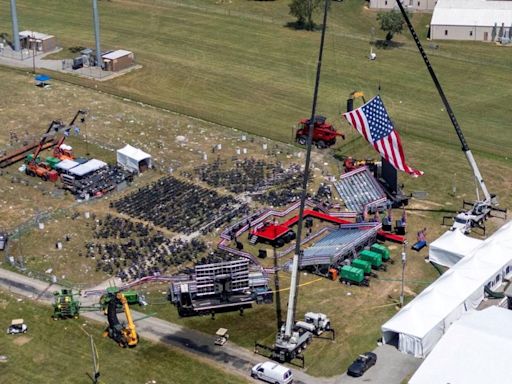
{"left": 371, "top": 244, "right": 391, "bottom": 261}
{"left": 359, "top": 250, "right": 383, "bottom": 268}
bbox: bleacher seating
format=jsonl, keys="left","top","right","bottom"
{"left": 333, "top": 166, "right": 387, "bottom": 213}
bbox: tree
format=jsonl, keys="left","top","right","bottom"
{"left": 289, "top": 0, "right": 323, "bottom": 31}
{"left": 377, "top": 9, "right": 407, "bottom": 42}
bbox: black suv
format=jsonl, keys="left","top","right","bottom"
{"left": 347, "top": 352, "right": 377, "bottom": 377}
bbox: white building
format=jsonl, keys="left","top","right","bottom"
{"left": 369, "top": 0, "right": 438, "bottom": 11}
{"left": 430, "top": 0, "right": 512, "bottom": 41}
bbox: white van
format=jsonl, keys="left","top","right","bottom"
{"left": 251, "top": 361, "right": 293, "bottom": 384}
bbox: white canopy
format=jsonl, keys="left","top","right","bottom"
{"left": 382, "top": 221, "right": 512, "bottom": 357}
{"left": 428, "top": 230, "right": 483, "bottom": 267}
{"left": 410, "top": 306, "right": 512, "bottom": 384}
{"left": 116, "top": 144, "right": 152, "bottom": 174}
{"left": 55, "top": 159, "right": 79, "bottom": 172}
{"left": 69, "top": 159, "right": 107, "bottom": 177}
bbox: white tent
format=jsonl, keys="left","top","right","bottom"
{"left": 409, "top": 306, "right": 512, "bottom": 384}
{"left": 116, "top": 145, "right": 152, "bottom": 174}
{"left": 381, "top": 221, "right": 512, "bottom": 357}
{"left": 428, "top": 230, "right": 483, "bottom": 267}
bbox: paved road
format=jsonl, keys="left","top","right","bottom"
{"left": 0, "top": 267, "right": 420, "bottom": 383}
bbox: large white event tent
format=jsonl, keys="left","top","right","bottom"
{"left": 409, "top": 306, "right": 512, "bottom": 384}
{"left": 428, "top": 229, "right": 483, "bottom": 267}
{"left": 381, "top": 221, "right": 512, "bottom": 358}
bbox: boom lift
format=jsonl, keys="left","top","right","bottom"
{"left": 53, "top": 109, "right": 87, "bottom": 161}
{"left": 395, "top": 1, "right": 506, "bottom": 234}
{"left": 255, "top": 0, "right": 334, "bottom": 366}
{"left": 103, "top": 292, "right": 138, "bottom": 348}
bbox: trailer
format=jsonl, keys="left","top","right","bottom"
{"left": 359, "top": 250, "right": 387, "bottom": 271}
{"left": 339, "top": 265, "right": 369, "bottom": 286}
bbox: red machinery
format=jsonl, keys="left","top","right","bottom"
{"left": 25, "top": 120, "right": 63, "bottom": 182}
{"left": 295, "top": 115, "right": 344, "bottom": 149}
{"left": 53, "top": 110, "right": 87, "bottom": 161}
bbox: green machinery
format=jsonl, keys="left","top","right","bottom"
{"left": 359, "top": 250, "right": 387, "bottom": 271}
{"left": 370, "top": 244, "right": 392, "bottom": 263}
{"left": 100, "top": 287, "right": 144, "bottom": 313}
{"left": 52, "top": 289, "right": 81, "bottom": 319}
{"left": 351, "top": 258, "right": 372, "bottom": 275}
{"left": 339, "top": 265, "right": 369, "bottom": 287}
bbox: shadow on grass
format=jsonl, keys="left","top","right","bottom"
{"left": 284, "top": 21, "right": 322, "bottom": 31}
{"left": 372, "top": 40, "right": 405, "bottom": 49}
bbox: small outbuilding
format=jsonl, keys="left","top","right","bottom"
{"left": 116, "top": 145, "right": 152, "bottom": 174}
{"left": 19, "top": 31, "right": 57, "bottom": 53}
{"left": 102, "top": 50, "right": 134, "bottom": 72}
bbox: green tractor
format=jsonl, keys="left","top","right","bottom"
{"left": 52, "top": 289, "right": 81, "bottom": 320}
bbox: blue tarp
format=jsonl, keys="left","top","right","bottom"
{"left": 35, "top": 74, "right": 51, "bottom": 82}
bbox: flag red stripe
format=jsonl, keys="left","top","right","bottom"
{"left": 355, "top": 109, "right": 370, "bottom": 142}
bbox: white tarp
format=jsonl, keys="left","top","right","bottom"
{"left": 382, "top": 221, "right": 512, "bottom": 358}
{"left": 428, "top": 230, "right": 483, "bottom": 267}
{"left": 69, "top": 159, "right": 107, "bottom": 177}
{"left": 55, "top": 159, "right": 79, "bottom": 172}
{"left": 116, "top": 144, "right": 151, "bottom": 174}
{"left": 410, "top": 306, "right": 512, "bottom": 384}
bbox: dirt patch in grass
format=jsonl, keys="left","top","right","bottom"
{"left": 12, "top": 335, "right": 32, "bottom": 346}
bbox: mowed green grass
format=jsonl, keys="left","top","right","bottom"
{"left": 0, "top": 290, "right": 249, "bottom": 384}
{"left": 0, "top": 0, "right": 510, "bottom": 159}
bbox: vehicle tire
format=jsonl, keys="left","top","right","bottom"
{"left": 41, "top": 175, "right": 48, "bottom": 182}
{"left": 316, "top": 140, "right": 326, "bottom": 149}
{"left": 298, "top": 136, "right": 307, "bottom": 146}
{"left": 251, "top": 373, "right": 257, "bottom": 379}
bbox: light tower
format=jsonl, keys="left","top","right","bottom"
{"left": 92, "top": 0, "right": 102, "bottom": 68}
{"left": 10, "top": 0, "right": 21, "bottom": 52}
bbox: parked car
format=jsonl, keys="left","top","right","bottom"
{"left": 347, "top": 352, "right": 377, "bottom": 377}
{"left": 251, "top": 361, "right": 293, "bottom": 384}
{"left": 7, "top": 319, "right": 27, "bottom": 335}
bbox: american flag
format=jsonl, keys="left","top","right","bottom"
{"left": 343, "top": 96, "right": 423, "bottom": 177}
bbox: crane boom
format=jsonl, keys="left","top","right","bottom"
{"left": 394, "top": 1, "right": 491, "bottom": 204}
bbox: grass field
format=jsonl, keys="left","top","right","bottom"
{"left": 0, "top": 290, "right": 249, "bottom": 384}
{"left": 1, "top": 0, "right": 511, "bottom": 160}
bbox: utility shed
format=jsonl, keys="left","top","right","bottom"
{"left": 116, "top": 145, "right": 151, "bottom": 174}
{"left": 19, "top": 31, "right": 57, "bottom": 52}
{"left": 102, "top": 50, "right": 134, "bottom": 72}
{"left": 409, "top": 306, "right": 512, "bottom": 384}
{"left": 431, "top": 0, "right": 512, "bottom": 41}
